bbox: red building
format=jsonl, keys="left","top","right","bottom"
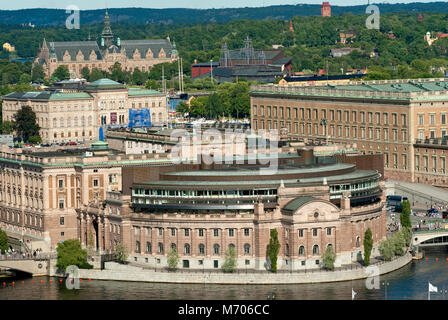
{"left": 191, "top": 60, "right": 219, "bottom": 78}
{"left": 321, "top": 2, "right": 331, "bottom": 17}
{"left": 418, "top": 13, "right": 423, "bottom": 21}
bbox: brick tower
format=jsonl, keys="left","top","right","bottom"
{"left": 321, "top": 1, "right": 331, "bottom": 17}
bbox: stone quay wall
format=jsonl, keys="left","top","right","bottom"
{"left": 64, "top": 253, "right": 412, "bottom": 285}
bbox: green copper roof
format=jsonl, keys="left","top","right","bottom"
{"left": 85, "top": 78, "right": 125, "bottom": 90}
{"left": 90, "top": 141, "right": 109, "bottom": 150}
{"left": 250, "top": 79, "right": 448, "bottom": 101}
{"left": 49, "top": 92, "right": 92, "bottom": 100}
{"left": 128, "top": 88, "right": 164, "bottom": 96}
{"left": 283, "top": 197, "right": 318, "bottom": 211}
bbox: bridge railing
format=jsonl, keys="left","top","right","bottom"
{"left": 0, "top": 252, "right": 57, "bottom": 261}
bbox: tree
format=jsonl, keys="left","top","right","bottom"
{"left": 379, "top": 238, "right": 394, "bottom": 261}
{"left": 363, "top": 228, "right": 373, "bottom": 266}
{"left": 19, "top": 73, "right": 31, "bottom": 84}
{"left": 167, "top": 247, "right": 179, "bottom": 270}
{"left": 322, "top": 245, "right": 336, "bottom": 270}
{"left": 401, "top": 226, "right": 412, "bottom": 247}
{"left": 132, "top": 67, "right": 148, "bottom": 85}
{"left": 267, "top": 229, "right": 281, "bottom": 272}
{"left": 89, "top": 68, "right": 105, "bottom": 82}
{"left": 28, "top": 135, "right": 42, "bottom": 145}
{"left": 0, "top": 121, "right": 14, "bottom": 134}
{"left": 0, "top": 228, "right": 8, "bottom": 254}
{"left": 114, "top": 242, "right": 128, "bottom": 264}
{"left": 222, "top": 246, "right": 237, "bottom": 273}
{"left": 31, "top": 64, "right": 45, "bottom": 82}
{"left": 400, "top": 200, "right": 412, "bottom": 229}
{"left": 80, "top": 66, "right": 90, "bottom": 80}
{"left": 392, "top": 230, "right": 406, "bottom": 256}
{"left": 13, "top": 105, "right": 40, "bottom": 142}
{"left": 145, "top": 79, "right": 160, "bottom": 90}
{"left": 52, "top": 65, "right": 70, "bottom": 81}
{"left": 56, "top": 239, "right": 93, "bottom": 271}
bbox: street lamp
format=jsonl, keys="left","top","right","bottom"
{"left": 210, "top": 60, "right": 213, "bottom": 83}
{"left": 382, "top": 281, "right": 390, "bottom": 300}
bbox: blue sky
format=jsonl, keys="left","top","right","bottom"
{"left": 1, "top": 0, "right": 440, "bottom": 10}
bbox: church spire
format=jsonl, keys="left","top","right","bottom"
{"left": 101, "top": 9, "right": 114, "bottom": 47}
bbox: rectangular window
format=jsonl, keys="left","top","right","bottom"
{"left": 352, "top": 111, "right": 357, "bottom": 122}
{"left": 198, "top": 229, "right": 204, "bottom": 237}
{"left": 430, "top": 114, "right": 435, "bottom": 125}
{"left": 93, "top": 179, "right": 99, "bottom": 187}
{"left": 442, "top": 113, "right": 446, "bottom": 125}
{"left": 213, "top": 229, "right": 219, "bottom": 237}
{"left": 58, "top": 200, "right": 64, "bottom": 209}
{"left": 384, "top": 113, "right": 389, "bottom": 125}
{"left": 58, "top": 179, "right": 64, "bottom": 188}
{"left": 60, "top": 217, "right": 64, "bottom": 225}
{"left": 171, "top": 228, "right": 176, "bottom": 236}
{"left": 228, "top": 229, "right": 234, "bottom": 237}
{"left": 327, "top": 228, "right": 332, "bottom": 236}
{"left": 312, "top": 228, "right": 318, "bottom": 237}
{"left": 184, "top": 229, "right": 190, "bottom": 237}
{"left": 299, "top": 229, "right": 304, "bottom": 237}
{"left": 244, "top": 229, "right": 250, "bottom": 236}
{"left": 158, "top": 228, "right": 163, "bottom": 236}
{"left": 418, "top": 114, "right": 424, "bottom": 126}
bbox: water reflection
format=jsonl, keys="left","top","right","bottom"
{"left": 0, "top": 247, "right": 447, "bottom": 300}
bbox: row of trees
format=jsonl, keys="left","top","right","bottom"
{"left": 176, "top": 81, "right": 251, "bottom": 119}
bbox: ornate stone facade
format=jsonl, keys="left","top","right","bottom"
{"left": 34, "top": 10, "right": 178, "bottom": 78}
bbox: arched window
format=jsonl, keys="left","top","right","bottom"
{"left": 198, "top": 244, "right": 205, "bottom": 255}
{"left": 356, "top": 237, "right": 360, "bottom": 248}
{"left": 327, "top": 243, "right": 333, "bottom": 250}
{"left": 171, "top": 243, "right": 176, "bottom": 250}
{"left": 313, "top": 245, "right": 319, "bottom": 255}
{"left": 299, "top": 245, "right": 305, "bottom": 256}
{"left": 213, "top": 244, "right": 220, "bottom": 255}
{"left": 228, "top": 243, "right": 235, "bottom": 251}
{"left": 158, "top": 242, "right": 163, "bottom": 254}
{"left": 244, "top": 243, "right": 251, "bottom": 255}
{"left": 53, "top": 118, "right": 57, "bottom": 128}
{"left": 146, "top": 242, "right": 151, "bottom": 253}
{"left": 184, "top": 244, "right": 190, "bottom": 255}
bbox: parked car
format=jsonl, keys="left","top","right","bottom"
{"left": 427, "top": 208, "right": 439, "bottom": 214}
{"left": 69, "top": 142, "right": 77, "bottom": 146}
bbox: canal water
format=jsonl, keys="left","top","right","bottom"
{"left": 0, "top": 247, "right": 448, "bottom": 300}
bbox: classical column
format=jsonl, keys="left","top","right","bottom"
{"left": 104, "top": 218, "right": 110, "bottom": 253}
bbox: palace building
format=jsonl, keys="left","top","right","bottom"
{"left": 1, "top": 79, "right": 167, "bottom": 144}
{"left": 33, "top": 10, "right": 179, "bottom": 78}
{"left": 249, "top": 78, "right": 448, "bottom": 186}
